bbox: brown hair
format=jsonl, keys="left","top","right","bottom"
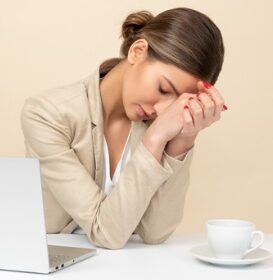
{"left": 99, "top": 7, "right": 224, "bottom": 85}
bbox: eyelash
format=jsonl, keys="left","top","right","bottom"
{"left": 158, "top": 85, "right": 170, "bottom": 95}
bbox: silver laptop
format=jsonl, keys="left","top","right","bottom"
{"left": 0, "top": 157, "right": 97, "bottom": 274}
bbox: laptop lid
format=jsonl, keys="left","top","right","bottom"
{"left": 0, "top": 157, "right": 50, "bottom": 273}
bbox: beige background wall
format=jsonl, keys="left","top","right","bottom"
{"left": 1, "top": 0, "right": 272, "bottom": 234}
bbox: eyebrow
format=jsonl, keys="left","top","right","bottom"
{"left": 162, "top": 75, "right": 182, "bottom": 96}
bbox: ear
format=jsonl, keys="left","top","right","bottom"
{"left": 127, "top": 39, "right": 149, "bottom": 65}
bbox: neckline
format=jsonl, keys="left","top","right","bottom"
{"left": 103, "top": 126, "right": 132, "bottom": 182}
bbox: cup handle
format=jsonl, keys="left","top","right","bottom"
{"left": 243, "top": 230, "right": 264, "bottom": 257}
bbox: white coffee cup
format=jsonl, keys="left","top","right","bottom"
{"left": 206, "top": 219, "right": 264, "bottom": 259}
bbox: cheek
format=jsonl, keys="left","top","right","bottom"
{"left": 122, "top": 73, "right": 135, "bottom": 103}
{"left": 123, "top": 78, "right": 155, "bottom": 103}
{"left": 137, "top": 74, "right": 158, "bottom": 101}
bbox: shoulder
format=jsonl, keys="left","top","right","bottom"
{"left": 24, "top": 77, "right": 89, "bottom": 110}
{"left": 21, "top": 75, "right": 94, "bottom": 127}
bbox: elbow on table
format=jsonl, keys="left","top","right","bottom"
{"left": 88, "top": 232, "right": 171, "bottom": 249}
{"left": 139, "top": 231, "right": 173, "bottom": 245}
{"left": 134, "top": 222, "right": 176, "bottom": 245}
{"left": 142, "top": 235, "right": 171, "bottom": 245}
{"left": 90, "top": 235, "right": 170, "bottom": 249}
{"left": 105, "top": 241, "right": 127, "bottom": 250}
{"left": 87, "top": 233, "right": 128, "bottom": 250}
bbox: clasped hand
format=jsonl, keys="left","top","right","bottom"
{"left": 178, "top": 80, "right": 227, "bottom": 138}
{"left": 150, "top": 81, "right": 227, "bottom": 144}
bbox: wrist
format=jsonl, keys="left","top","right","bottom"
{"left": 170, "top": 134, "right": 197, "bottom": 144}
{"left": 142, "top": 131, "right": 167, "bottom": 163}
{"left": 165, "top": 134, "right": 197, "bottom": 157}
{"left": 144, "top": 127, "right": 167, "bottom": 147}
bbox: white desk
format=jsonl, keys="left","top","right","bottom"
{"left": 0, "top": 233, "right": 273, "bottom": 280}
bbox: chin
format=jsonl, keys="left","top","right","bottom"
{"left": 125, "top": 107, "right": 141, "bottom": 122}
{"left": 131, "top": 115, "right": 142, "bottom": 122}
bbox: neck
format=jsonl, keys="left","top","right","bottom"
{"left": 99, "top": 60, "right": 129, "bottom": 126}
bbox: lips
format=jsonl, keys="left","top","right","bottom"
{"left": 141, "top": 107, "right": 149, "bottom": 118}
{"left": 138, "top": 105, "right": 150, "bottom": 119}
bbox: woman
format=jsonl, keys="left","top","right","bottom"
{"left": 20, "top": 7, "right": 227, "bottom": 250}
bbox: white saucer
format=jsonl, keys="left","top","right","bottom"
{"left": 190, "top": 244, "right": 272, "bottom": 266}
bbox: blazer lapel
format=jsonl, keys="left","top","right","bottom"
{"left": 85, "top": 65, "right": 150, "bottom": 188}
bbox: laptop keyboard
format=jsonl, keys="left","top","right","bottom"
{"left": 49, "top": 254, "right": 73, "bottom": 267}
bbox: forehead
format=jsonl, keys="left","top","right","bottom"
{"left": 151, "top": 61, "right": 200, "bottom": 94}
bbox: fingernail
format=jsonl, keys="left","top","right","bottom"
{"left": 223, "top": 104, "right": 228, "bottom": 110}
{"left": 203, "top": 81, "right": 212, "bottom": 89}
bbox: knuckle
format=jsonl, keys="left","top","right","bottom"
{"left": 195, "top": 109, "right": 203, "bottom": 115}
{"left": 178, "top": 100, "right": 185, "bottom": 107}
{"left": 217, "top": 100, "right": 224, "bottom": 107}
{"left": 185, "top": 119, "right": 192, "bottom": 125}
{"left": 211, "top": 89, "right": 224, "bottom": 100}
{"left": 214, "top": 87, "right": 222, "bottom": 96}
{"left": 206, "top": 102, "right": 214, "bottom": 109}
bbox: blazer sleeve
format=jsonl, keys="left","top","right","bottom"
{"left": 133, "top": 145, "right": 195, "bottom": 244}
{"left": 20, "top": 96, "right": 179, "bottom": 250}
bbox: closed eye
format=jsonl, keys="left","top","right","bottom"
{"left": 158, "top": 85, "right": 170, "bottom": 95}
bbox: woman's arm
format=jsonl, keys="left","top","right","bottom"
{"left": 133, "top": 81, "right": 226, "bottom": 244}
{"left": 20, "top": 95, "right": 177, "bottom": 250}
{"left": 165, "top": 134, "right": 197, "bottom": 158}
{"left": 133, "top": 140, "right": 195, "bottom": 244}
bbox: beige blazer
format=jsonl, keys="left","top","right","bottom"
{"left": 20, "top": 64, "right": 195, "bottom": 249}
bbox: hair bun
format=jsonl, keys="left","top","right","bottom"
{"left": 121, "top": 10, "right": 154, "bottom": 39}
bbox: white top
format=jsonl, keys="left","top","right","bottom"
{"left": 73, "top": 126, "right": 132, "bottom": 234}
{"left": 102, "top": 126, "right": 132, "bottom": 194}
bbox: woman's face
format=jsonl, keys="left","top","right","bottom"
{"left": 122, "top": 39, "right": 200, "bottom": 122}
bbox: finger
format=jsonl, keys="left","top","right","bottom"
{"left": 201, "top": 81, "right": 227, "bottom": 112}
{"left": 203, "top": 86, "right": 225, "bottom": 119}
{"left": 208, "top": 91, "right": 224, "bottom": 120}
{"left": 197, "top": 92, "right": 215, "bottom": 123}
{"left": 188, "top": 97, "right": 203, "bottom": 130}
{"left": 182, "top": 106, "right": 195, "bottom": 135}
